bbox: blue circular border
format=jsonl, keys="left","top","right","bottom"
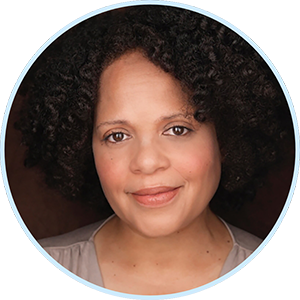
{"left": 1, "top": 1, "right": 299, "bottom": 299}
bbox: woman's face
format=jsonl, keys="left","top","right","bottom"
{"left": 93, "top": 51, "right": 222, "bottom": 238}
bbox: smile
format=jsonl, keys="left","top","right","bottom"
{"left": 131, "top": 186, "right": 181, "bottom": 208}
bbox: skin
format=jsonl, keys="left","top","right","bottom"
{"left": 92, "top": 51, "right": 232, "bottom": 294}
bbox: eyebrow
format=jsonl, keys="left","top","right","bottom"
{"left": 95, "top": 113, "right": 193, "bottom": 130}
{"left": 159, "top": 112, "right": 193, "bottom": 122}
{"left": 95, "top": 120, "right": 128, "bottom": 130}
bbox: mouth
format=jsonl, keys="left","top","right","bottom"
{"left": 131, "top": 186, "right": 181, "bottom": 208}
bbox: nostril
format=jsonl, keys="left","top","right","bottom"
{"left": 130, "top": 144, "right": 170, "bottom": 175}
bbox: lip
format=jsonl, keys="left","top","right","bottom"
{"left": 131, "top": 186, "right": 181, "bottom": 208}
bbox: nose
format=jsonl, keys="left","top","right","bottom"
{"left": 129, "top": 140, "right": 170, "bottom": 175}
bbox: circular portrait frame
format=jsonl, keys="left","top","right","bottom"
{"left": 1, "top": 1, "right": 299, "bottom": 299}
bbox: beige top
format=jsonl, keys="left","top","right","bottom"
{"left": 39, "top": 215, "right": 262, "bottom": 287}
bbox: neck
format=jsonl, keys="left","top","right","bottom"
{"left": 103, "top": 209, "right": 227, "bottom": 264}
{"left": 94, "top": 208, "right": 233, "bottom": 294}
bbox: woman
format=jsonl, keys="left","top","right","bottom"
{"left": 16, "top": 5, "right": 293, "bottom": 295}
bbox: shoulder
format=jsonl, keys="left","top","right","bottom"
{"left": 38, "top": 221, "right": 103, "bottom": 270}
{"left": 219, "top": 220, "right": 263, "bottom": 276}
{"left": 38, "top": 221, "right": 104, "bottom": 248}
{"left": 37, "top": 218, "right": 113, "bottom": 286}
{"left": 226, "top": 222, "right": 262, "bottom": 251}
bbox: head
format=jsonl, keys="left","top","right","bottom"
{"left": 92, "top": 51, "right": 221, "bottom": 237}
{"left": 18, "top": 6, "right": 292, "bottom": 221}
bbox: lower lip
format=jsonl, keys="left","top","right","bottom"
{"left": 131, "top": 187, "right": 180, "bottom": 208}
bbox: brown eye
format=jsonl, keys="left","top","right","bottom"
{"left": 112, "top": 132, "right": 124, "bottom": 142}
{"left": 105, "top": 132, "right": 131, "bottom": 143}
{"left": 163, "top": 126, "right": 191, "bottom": 137}
{"left": 172, "top": 126, "right": 185, "bottom": 135}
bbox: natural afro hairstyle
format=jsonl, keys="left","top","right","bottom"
{"left": 16, "top": 5, "right": 294, "bottom": 214}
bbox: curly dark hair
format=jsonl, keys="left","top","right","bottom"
{"left": 16, "top": 5, "right": 294, "bottom": 215}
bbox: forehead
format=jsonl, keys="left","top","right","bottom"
{"left": 96, "top": 52, "right": 191, "bottom": 120}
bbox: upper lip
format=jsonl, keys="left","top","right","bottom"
{"left": 132, "top": 186, "right": 179, "bottom": 196}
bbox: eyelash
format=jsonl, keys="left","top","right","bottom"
{"left": 163, "top": 125, "right": 192, "bottom": 137}
{"left": 103, "top": 126, "right": 192, "bottom": 144}
{"left": 104, "top": 131, "right": 131, "bottom": 143}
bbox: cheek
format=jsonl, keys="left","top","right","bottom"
{"left": 93, "top": 150, "right": 127, "bottom": 194}
{"left": 173, "top": 142, "right": 221, "bottom": 185}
